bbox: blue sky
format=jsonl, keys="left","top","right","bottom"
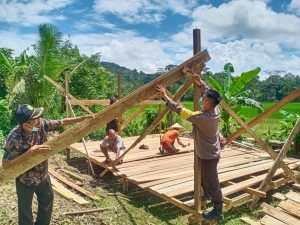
{"left": 0, "top": 0, "right": 300, "bottom": 78}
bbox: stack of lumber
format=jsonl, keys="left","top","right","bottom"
{"left": 242, "top": 188, "right": 300, "bottom": 225}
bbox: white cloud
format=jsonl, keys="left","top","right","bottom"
{"left": 93, "top": 0, "right": 197, "bottom": 24}
{"left": 69, "top": 31, "right": 173, "bottom": 73}
{"left": 0, "top": 0, "right": 74, "bottom": 26}
{"left": 0, "top": 30, "right": 36, "bottom": 55}
{"left": 289, "top": 0, "right": 300, "bottom": 15}
{"left": 167, "top": 0, "right": 300, "bottom": 77}
{"left": 206, "top": 39, "right": 300, "bottom": 78}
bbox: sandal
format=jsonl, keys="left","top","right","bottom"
{"left": 159, "top": 147, "right": 164, "bottom": 154}
{"left": 139, "top": 144, "right": 149, "bottom": 150}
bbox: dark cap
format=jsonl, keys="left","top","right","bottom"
{"left": 15, "top": 104, "right": 44, "bottom": 124}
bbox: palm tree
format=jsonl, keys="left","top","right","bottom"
{"left": 1, "top": 24, "right": 69, "bottom": 108}
{"left": 207, "top": 63, "right": 263, "bottom": 136}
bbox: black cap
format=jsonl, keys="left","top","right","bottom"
{"left": 15, "top": 104, "right": 44, "bottom": 124}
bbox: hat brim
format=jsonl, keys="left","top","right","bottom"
{"left": 31, "top": 107, "right": 44, "bottom": 119}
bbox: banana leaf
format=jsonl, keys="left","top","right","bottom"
{"left": 230, "top": 67, "right": 261, "bottom": 96}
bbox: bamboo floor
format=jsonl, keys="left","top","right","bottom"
{"left": 69, "top": 134, "right": 300, "bottom": 215}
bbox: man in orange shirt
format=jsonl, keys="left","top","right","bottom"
{"left": 160, "top": 123, "right": 189, "bottom": 153}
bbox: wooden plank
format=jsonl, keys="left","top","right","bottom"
{"left": 272, "top": 192, "right": 286, "bottom": 201}
{"left": 69, "top": 99, "right": 163, "bottom": 106}
{"left": 285, "top": 191, "right": 300, "bottom": 204}
{"left": 278, "top": 200, "right": 300, "bottom": 219}
{"left": 292, "top": 183, "right": 300, "bottom": 192}
{"left": 49, "top": 168, "right": 100, "bottom": 201}
{"left": 69, "top": 99, "right": 110, "bottom": 106}
{"left": 240, "top": 217, "right": 260, "bottom": 225}
{"left": 50, "top": 176, "right": 89, "bottom": 205}
{"left": 251, "top": 118, "right": 300, "bottom": 207}
{"left": 261, "top": 202, "right": 300, "bottom": 224}
{"left": 227, "top": 87, "right": 300, "bottom": 143}
{"left": 260, "top": 215, "right": 287, "bottom": 225}
{"left": 0, "top": 50, "right": 210, "bottom": 184}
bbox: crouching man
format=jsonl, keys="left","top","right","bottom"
{"left": 100, "top": 129, "right": 125, "bottom": 165}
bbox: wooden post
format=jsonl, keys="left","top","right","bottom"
{"left": 193, "top": 28, "right": 202, "bottom": 215}
{"left": 118, "top": 75, "right": 122, "bottom": 133}
{"left": 158, "top": 93, "right": 162, "bottom": 133}
{"left": 66, "top": 98, "right": 95, "bottom": 176}
{"left": 0, "top": 50, "right": 210, "bottom": 184}
{"left": 250, "top": 118, "right": 300, "bottom": 208}
{"left": 226, "top": 88, "right": 300, "bottom": 143}
{"left": 64, "top": 73, "right": 71, "bottom": 161}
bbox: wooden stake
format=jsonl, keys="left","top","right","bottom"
{"left": 250, "top": 118, "right": 300, "bottom": 208}
{"left": 62, "top": 206, "right": 115, "bottom": 216}
{"left": 66, "top": 98, "right": 95, "bottom": 176}
{"left": 64, "top": 73, "right": 71, "bottom": 161}
{"left": 0, "top": 50, "right": 210, "bottom": 184}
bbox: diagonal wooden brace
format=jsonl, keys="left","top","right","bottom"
{"left": 226, "top": 88, "right": 300, "bottom": 143}
{"left": 220, "top": 101, "right": 299, "bottom": 184}
{"left": 0, "top": 50, "right": 210, "bottom": 184}
{"left": 250, "top": 117, "right": 300, "bottom": 208}
{"left": 44, "top": 75, "right": 94, "bottom": 115}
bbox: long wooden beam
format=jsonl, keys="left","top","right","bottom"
{"left": 227, "top": 88, "right": 300, "bottom": 143}
{"left": 44, "top": 76, "right": 94, "bottom": 115}
{"left": 69, "top": 99, "right": 163, "bottom": 106}
{"left": 0, "top": 50, "right": 210, "bottom": 184}
{"left": 250, "top": 118, "right": 300, "bottom": 208}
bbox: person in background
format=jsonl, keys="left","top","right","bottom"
{"left": 160, "top": 123, "right": 189, "bottom": 153}
{"left": 2, "top": 104, "right": 91, "bottom": 225}
{"left": 106, "top": 97, "right": 119, "bottom": 134}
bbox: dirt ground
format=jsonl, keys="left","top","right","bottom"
{"left": 0, "top": 152, "right": 190, "bottom": 225}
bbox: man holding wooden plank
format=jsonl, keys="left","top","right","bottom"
{"left": 156, "top": 74, "right": 224, "bottom": 221}
{"left": 2, "top": 104, "right": 91, "bottom": 225}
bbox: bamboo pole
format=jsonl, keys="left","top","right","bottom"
{"left": 226, "top": 88, "right": 300, "bottom": 143}
{"left": 64, "top": 73, "right": 71, "bottom": 161}
{"left": 250, "top": 118, "right": 300, "bottom": 208}
{"left": 0, "top": 50, "right": 210, "bottom": 184}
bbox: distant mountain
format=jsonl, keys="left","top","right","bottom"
{"left": 100, "top": 61, "right": 160, "bottom": 95}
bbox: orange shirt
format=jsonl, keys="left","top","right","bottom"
{"left": 161, "top": 129, "right": 179, "bottom": 145}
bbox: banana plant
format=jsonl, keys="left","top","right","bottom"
{"left": 207, "top": 63, "right": 263, "bottom": 136}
